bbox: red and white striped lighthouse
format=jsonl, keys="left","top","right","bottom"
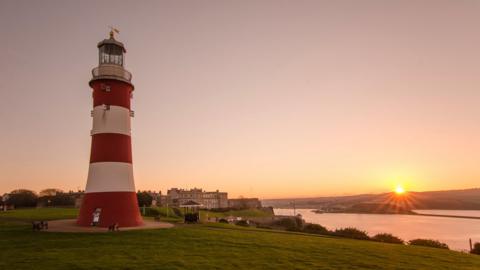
{"left": 77, "top": 30, "right": 143, "bottom": 227}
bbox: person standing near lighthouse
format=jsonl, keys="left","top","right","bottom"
{"left": 77, "top": 29, "right": 143, "bottom": 227}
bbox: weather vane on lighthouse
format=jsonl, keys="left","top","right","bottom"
{"left": 77, "top": 30, "right": 142, "bottom": 227}
{"left": 108, "top": 26, "right": 120, "bottom": 39}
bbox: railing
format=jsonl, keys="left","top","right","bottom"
{"left": 91, "top": 64, "right": 132, "bottom": 82}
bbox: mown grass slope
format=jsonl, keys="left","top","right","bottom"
{"left": 0, "top": 207, "right": 78, "bottom": 221}
{"left": 1, "top": 208, "right": 479, "bottom": 270}
{"left": 200, "top": 208, "right": 273, "bottom": 219}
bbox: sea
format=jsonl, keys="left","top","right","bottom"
{"left": 274, "top": 208, "right": 480, "bottom": 251}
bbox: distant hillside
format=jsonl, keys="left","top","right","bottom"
{"left": 263, "top": 188, "right": 480, "bottom": 210}
{"left": 344, "top": 203, "right": 414, "bottom": 214}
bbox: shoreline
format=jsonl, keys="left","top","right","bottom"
{"left": 274, "top": 208, "right": 480, "bottom": 220}
{"left": 413, "top": 213, "right": 480, "bottom": 220}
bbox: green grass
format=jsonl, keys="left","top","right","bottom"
{"left": 1, "top": 208, "right": 479, "bottom": 269}
{"left": 0, "top": 207, "right": 78, "bottom": 221}
{"left": 144, "top": 206, "right": 273, "bottom": 221}
{"left": 200, "top": 208, "right": 274, "bottom": 219}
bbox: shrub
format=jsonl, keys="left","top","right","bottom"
{"left": 333, "top": 227, "right": 370, "bottom": 240}
{"left": 208, "top": 208, "right": 230, "bottom": 213}
{"left": 256, "top": 224, "right": 273, "bottom": 230}
{"left": 172, "top": 207, "right": 184, "bottom": 217}
{"left": 372, "top": 233, "right": 404, "bottom": 244}
{"left": 143, "top": 207, "right": 160, "bottom": 217}
{"left": 272, "top": 217, "right": 303, "bottom": 231}
{"left": 293, "top": 216, "right": 304, "bottom": 230}
{"left": 262, "top": 207, "right": 275, "bottom": 215}
{"left": 235, "top": 220, "right": 249, "bottom": 227}
{"left": 408, "top": 239, "right": 449, "bottom": 250}
{"left": 470, "top": 242, "right": 480, "bottom": 255}
{"left": 272, "top": 218, "right": 294, "bottom": 227}
{"left": 218, "top": 218, "right": 229, "bottom": 223}
{"left": 143, "top": 207, "right": 186, "bottom": 218}
{"left": 158, "top": 207, "right": 173, "bottom": 217}
{"left": 302, "top": 223, "right": 329, "bottom": 235}
{"left": 184, "top": 213, "right": 199, "bottom": 223}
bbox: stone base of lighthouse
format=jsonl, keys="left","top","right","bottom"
{"left": 77, "top": 192, "right": 143, "bottom": 227}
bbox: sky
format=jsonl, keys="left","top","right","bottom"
{"left": 1, "top": 0, "right": 480, "bottom": 199}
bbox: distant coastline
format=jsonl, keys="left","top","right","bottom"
{"left": 298, "top": 207, "right": 480, "bottom": 220}
{"left": 263, "top": 188, "right": 480, "bottom": 211}
{"left": 413, "top": 213, "right": 480, "bottom": 220}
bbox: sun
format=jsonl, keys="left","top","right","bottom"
{"left": 395, "top": 185, "right": 405, "bottom": 195}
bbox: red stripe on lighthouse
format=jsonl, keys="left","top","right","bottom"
{"left": 90, "top": 133, "right": 132, "bottom": 163}
{"left": 77, "top": 192, "right": 143, "bottom": 227}
{"left": 92, "top": 80, "right": 132, "bottom": 109}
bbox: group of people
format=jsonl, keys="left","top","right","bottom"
{"left": 107, "top": 223, "right": 120, "bottom": 231}
{"left": 32, "top": 221, "right": 48, "bottom": 231}
{"left": 31, "top": 209, "right": 121, "bottom": 232}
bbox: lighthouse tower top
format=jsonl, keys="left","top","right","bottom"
{"left": 90, "top": 29, "right": 133, "bottom": 88}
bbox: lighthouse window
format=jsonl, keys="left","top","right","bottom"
{"left": 102, "top": 54, "right": 109, "bottom": 64}
{"left": 99, "top": 44, "right": 124, "bottom": 66}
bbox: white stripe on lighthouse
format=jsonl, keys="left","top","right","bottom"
{"left": 91, "top": 105, "right": 131, "bottom": 136}
{"left": 85, "top": 162, "right": 135, "bottom": 193}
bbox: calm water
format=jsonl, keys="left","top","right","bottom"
{"left": 274, "top": 208, "right": 480, "bottom": 251}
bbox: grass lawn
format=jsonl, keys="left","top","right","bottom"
{"left": 1, "top": 208, "right": 479, "bottom": 270}
{"left": 143, "top": 207, "right": 273, "bottom": 221}
{"left": 200, "top": 208, "right": 274, "bottom": 219}
{"left": 0, "top": 207, "right": 78, "bottom": 221}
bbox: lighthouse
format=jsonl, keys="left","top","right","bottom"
{"left": 77, "top": 30, "right": 143, "bottom": 227}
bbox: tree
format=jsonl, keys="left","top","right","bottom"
{"left": 39, "top": 188, "right": 63, "bottom": 197}
{"left": 137, "top": 191, "right": 153, "bottom": 207}
{"left": 38, "top": 190, "right": 75, "bottom": 207}
{"left": 6, "top": 189, "right": 38, "bottom": 207}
